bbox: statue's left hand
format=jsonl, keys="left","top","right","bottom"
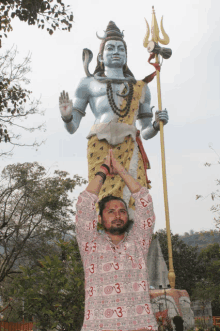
{"left": 154, "top": 109, "right": 169, "bottom": 130}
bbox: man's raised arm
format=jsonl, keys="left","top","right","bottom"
{"left": 109, "top": 149, "right": 142, "bottom": 194}
{"left": 75, "top": 152, "right": 111, "bottom": 250}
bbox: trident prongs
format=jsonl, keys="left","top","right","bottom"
{"left": 143, "top": 18, "right": 150, "bottom": 48}
{"left": 143, "top": 6, "right": 170, "bottom": 47}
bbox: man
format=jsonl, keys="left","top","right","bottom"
{"left": 59, "top": 21, "right": 168, "bottom": 215}
{"left": 76, "top": 149, "right": 158, "bottom": 331}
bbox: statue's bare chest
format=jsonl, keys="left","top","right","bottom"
{"left": 88, "top": 80, "right": 125, "bottom": 119}
{"left": 89, "top": 80, "right": 124, "bottom": 98}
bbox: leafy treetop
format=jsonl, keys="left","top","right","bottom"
{"left": 0, "top": 0, "right": 73, "bottom": 47}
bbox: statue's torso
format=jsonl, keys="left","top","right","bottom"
{"left": 76, "top": 77, "right": 131, "bottom": 125}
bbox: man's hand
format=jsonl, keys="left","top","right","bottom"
{"left": 109, "top": 149, "right": 124, "bottom": 175}
{"left": 59, "top": 91, "right": 73, "bottom": 120}
{"left": 154, "top": 109, "right": 169, "bottom": 130}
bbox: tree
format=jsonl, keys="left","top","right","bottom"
{"left": 195, "top": 243, "right": 220, "bottom": 316}
{"left": 0, "top": 47, "right": 46, "bottom": 157}
{"left": 153, "top": 229, "right": 203, "bottom": 296}
{"left": 191, "top": 279, "right": 216, "bottom": 330}
{"left": 1, "top": 239, "right": 85, "bottom": 331}
{"left": 196, "top": 146, "right": 220, "bottom": 230}
{"left": 0, "top": 0, "right": 73, "bottom": 47}
{"left": 0, "top": 161, "right": 87, "bottom": 283}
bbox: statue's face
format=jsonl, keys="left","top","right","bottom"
{"left": 102, "top": 40, "right": 126, "bottom": 68}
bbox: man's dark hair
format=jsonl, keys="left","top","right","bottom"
{"left": 98, "top": 195, "right": 128, "bottom": 217}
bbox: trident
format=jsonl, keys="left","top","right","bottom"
{"left": 143, "top": 7, "right": 175, "bottom": 289}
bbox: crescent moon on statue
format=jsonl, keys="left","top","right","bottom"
{"left": 96, "top": 31, "right": 107, "bottom": 40}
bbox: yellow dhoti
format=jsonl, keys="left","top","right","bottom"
{"left": 87, "top": 80, "right": 151, "bottom": 210}
{"left": 88, "top": 134, "right": 149, "bottom": 210}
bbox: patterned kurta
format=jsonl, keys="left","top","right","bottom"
{"left": 75, "top": 186, "right": 158, "bottom": 331}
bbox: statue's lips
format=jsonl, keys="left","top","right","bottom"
{"left": 112, "top": 57, "right": 121, "bottom": 60}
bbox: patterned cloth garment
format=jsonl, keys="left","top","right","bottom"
{"left": 87, "top": 81, "right": 151, "bottom": 212}
{"left": 75, "top": 186, "right": 158, "bottom": 331}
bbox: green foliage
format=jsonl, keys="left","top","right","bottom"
{"left": 1, "top": 239, "right": 85, "bottom": 330}
{"left": 0, "top": 161, "right": 87, "bottom": 282}
{"left": 0, "top": 0, "right": 73, "bottom": 47}
{"left": 180, "top": 230, "right": 220, "bottom": 253}
{"left": 210, "top": 327, "right": 220, "bottom": 331}
{"left": 195, "top": 243, "right": 220, "bottom": 315}
{"left": 191, "top": 280, "right": 216, "bottom": 303}
{"left": 153, "top": 229, "right": 203, "bottom": 296}
{"left": 0, "top": 47, "right": 45, "bottom": 156}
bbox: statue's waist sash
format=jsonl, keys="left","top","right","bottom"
{"left": 86, "top": 122, "right": 137, "bottom": 145}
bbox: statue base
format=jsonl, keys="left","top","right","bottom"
{"left": 150, "top": 288, "right": 195, "bottom": 330}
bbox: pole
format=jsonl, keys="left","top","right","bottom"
{"left": 144, "top": 7, "right": 175, "bottom": 288}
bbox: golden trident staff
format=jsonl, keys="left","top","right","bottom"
{"left": 143, "top": 6, "right": 175, "bottom": 288}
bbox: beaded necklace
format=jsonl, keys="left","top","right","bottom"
{"left": 106, "top": 81, "right": 134, "bottom": 118}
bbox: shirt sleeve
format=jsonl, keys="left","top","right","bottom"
{"left": 75, "top": 190, "right": 99, "bottom": 256}
{"left": 131, "top": 186, "right": 156, "bottom": 255}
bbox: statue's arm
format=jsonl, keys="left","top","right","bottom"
{"left": 59, "top": 77, "right": 90, "bottom": 134}
{"left": 138, "top": 84, "right": 158, "bottom": 140}
{"left": 138, "top": 83, "right": 169, "bottom": 140}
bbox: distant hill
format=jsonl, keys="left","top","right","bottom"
{"left": 179, "top": 229, "right": 220, "bottom": 253}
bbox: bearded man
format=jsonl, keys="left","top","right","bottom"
{"left": 59, "top": 21, "right": 168, "bottom": 215}
{"left": 76, "top": 149, "right": 158, "bottom": 331}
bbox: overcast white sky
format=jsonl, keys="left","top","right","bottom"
{"left": 1, "top": 0, "right": 220, "bottom": 236}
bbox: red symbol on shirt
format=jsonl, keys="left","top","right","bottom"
{"left": 86, "top": 310, "right": 91, "bottom": 320}
{"left": 104, "top": 286, "right": 113, "bottom": 295}
{"left": 136, "top": 305, "right": 143, "bottom": 314}
{"left": 147, "top": 218, "right": 152, "bottom": 227}
{"left": 140, "top": 198, "right": 148, "bottom": 207}
{"left": 144, "top": 218, "right": 152, "bottom": 229}
{"left": 89, "top": 287, "right": 93, "bottom": 297}
{"left": 85, "top": 242, "right": 89, "bottom": 251}
{"left": 114, "top": 307, "right": 123, "bottom": 317}
{"left": 114, "top": 283, "right": 121, "bottom": 293}
{"left": 140, "top": 281, "right": 146, "bottom": 290}
{"left": 92, "top": 243, "right": 96, "bottom": 252}
{"left": 103, "top": 263, "right": 112, "bottom": 272}
{"left": 89, "top": 264, "right": 95, "bottom": 273}
{"left": 92, "top": 219, "right": 96, "bottom": 228}
{"left": 105, "top": 309, "right": 114, "bottom": 318}
{"left": 112, "top": 262, "right": 119, "bottom": 270}
{"left": 145, "top": 303, "right": 151, "bottom": 314}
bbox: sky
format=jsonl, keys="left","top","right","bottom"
{"left": 1, "top": 0, "right": 220, "bottom": 236}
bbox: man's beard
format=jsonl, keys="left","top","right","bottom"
{"left": 101, "top": 219, "right": 130, "bottom": 235}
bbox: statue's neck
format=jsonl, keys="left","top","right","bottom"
{"left": 104, "top": 67, "right": 124, "bottom": 79}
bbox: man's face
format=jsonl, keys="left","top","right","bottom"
{"left": 99, "top": 200, "right": 129, "bottom": 235}
{"left": 102, "top": 40, "right": 127, "bottom": 68}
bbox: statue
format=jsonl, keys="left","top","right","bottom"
{"left": 59, "top": 21, "right": 168, "bottom": 216}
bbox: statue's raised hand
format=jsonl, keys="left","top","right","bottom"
{"left": 59, "top": 91, "right": 73, "bottom": 120}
